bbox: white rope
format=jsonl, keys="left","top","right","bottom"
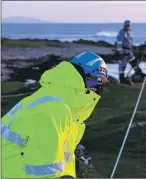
{"left": 1, "top": 92, "right": 33, "bottom": 98}
{"left": 110, "top": 76, "right": 146, "bottom": 178}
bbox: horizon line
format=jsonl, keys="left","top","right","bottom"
{"left": 2, "top": 16, "right": 146, "bottom": 23}
{"left": 2, "top": 21, "right": 146, "bottom": 24}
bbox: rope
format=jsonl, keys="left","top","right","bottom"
{"left": 1, "top": 91, "right": 33, "bottom": 98}
{"left": 110, "top": 76, "right": 146, "bottom": 178}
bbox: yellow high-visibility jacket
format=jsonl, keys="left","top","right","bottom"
{"left": 2, "top": 61, "right": 101, "bottom": 178}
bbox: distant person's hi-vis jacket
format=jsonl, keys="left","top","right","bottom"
{"left": 116, "top": 28, "right": 135, "bottom": 74}
{"left": 1, "top": 61, "right": 101, "bottom": 178}
{"left": 116, "top": 28, "right": 133, "bottom": 53}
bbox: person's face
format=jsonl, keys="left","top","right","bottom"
{"left": 124, "top": 25, "right": 131, "bottom": 32}
{"left": 90, "top": 67, "right": 108, "bottom": 86}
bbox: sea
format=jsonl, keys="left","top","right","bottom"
{"left": 2, "top": 23, "right": 146, "bottom": 45}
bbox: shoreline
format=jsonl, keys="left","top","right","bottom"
{"left": 1, "top": 38, "right": 146, "bottom": 82}
{"left": 1, "top": 38, "right": 142, "bottom": 60}
{"left": 2, "top": 37, "right": 140, "bottom": 48}
{"left": 2, "top": 38, "right": 115, "bottom": 60}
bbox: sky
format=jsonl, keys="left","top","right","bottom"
{"left": 2, "top": 1, "right": 146, "bottom": 23}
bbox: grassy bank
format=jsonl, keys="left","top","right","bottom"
{"left": 1, "top": 38, "right": 67, "bottom": 48}
{"left": 1, "top": 81, "right": 146, "bottom": 177}
{"left": 83, "top": 84, "right": 146, "bottom": 177}
{"left": 1, "top": 38, "right": 114, "bottom": 48}
{"left": 2, "top": 38, "right": 142, "bottom": 49}
{"left": 1, "top": 81, "right": 24, "bottom": 94}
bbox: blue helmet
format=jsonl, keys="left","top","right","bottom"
{"left": 124, "top": 20, "right": 131, "bottom": 26}
{"left": 71, "top": 52, "right": 108, "bottom": 88}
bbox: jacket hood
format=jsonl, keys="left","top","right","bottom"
{"left": 39, "top": 61, "right": 101, "bottom": 122}
{"left": 40, "top": 61, "right": 85, "bottom": 90}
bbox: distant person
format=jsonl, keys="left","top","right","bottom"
{"left": 116, "top": 20, "right": 145, "bottom": 85}
{"left": 1, "top": 52, "right": 108, "bottom": 178}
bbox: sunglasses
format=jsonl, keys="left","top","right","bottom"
{"left": 125, "top": 25, "right": 130, "bottom": 27}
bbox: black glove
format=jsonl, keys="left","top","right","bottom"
{"left": 75, "top": 144, "right": 85, "bottom": 158}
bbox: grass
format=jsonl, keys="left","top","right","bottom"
{"left": 1, "top": 38, "right": 114, "bottom": 48}
{"left": 82, "top": 84, "right": 146, "bottom": 177}
{"left": 1, "top": 81, "right": 24, "bottom": 94}
{"left": 1, "top": 82, "right": 146, "bottom": 177}
{"left": 1, "top": 38, "right": 67, "bottom": 48}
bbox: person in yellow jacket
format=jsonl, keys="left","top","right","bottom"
{"left": 1, "top": 52, "right": 108, "bottom": 178}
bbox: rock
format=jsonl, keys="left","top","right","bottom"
{"left": 108, "top": 75, "right": 119, "bottom": 84}
{"left": 73, "top": 39, "right": 114, "bottom": 48}
{"left": 131, "top": 74, "right": 145, "bottom": 83}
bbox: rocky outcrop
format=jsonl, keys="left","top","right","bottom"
{"left": 1, "top": 39, "right": 146, "bottom": 82}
